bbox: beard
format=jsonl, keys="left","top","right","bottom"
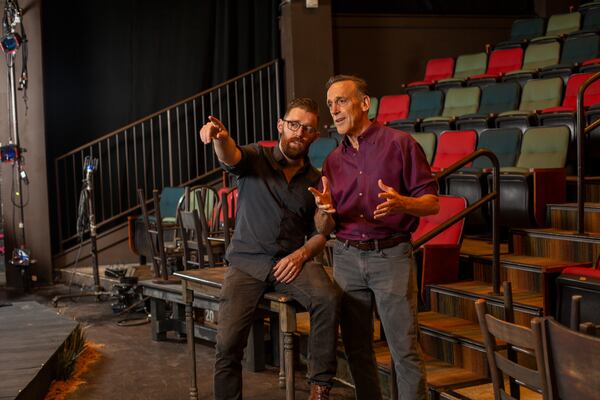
{"left": 281, "top": 137, "right": 309, "bottom": 160}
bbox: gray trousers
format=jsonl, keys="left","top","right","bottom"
{"left": 214, "top": 262, "right": 340, "bottom": 400}
{"left": 333, "top": 240, "right": 426, "bottom": 400}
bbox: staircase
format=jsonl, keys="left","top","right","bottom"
{"left": 354, "top": 187, "right": 600, "bottom": 399}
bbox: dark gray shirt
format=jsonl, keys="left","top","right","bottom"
{"left": 222, "top": 143, "right": 321, "bottom": 281}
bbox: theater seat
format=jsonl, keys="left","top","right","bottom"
{"left": 539, "top": 33, "right": 600, "bottom": 83}
{"left": 388, "top": 90, "right": 444, "bottom": 132}
{"left": 456, "top": 82, "right": 521, "bottom": 133}
{"left": 404, "top": 57, "right": 455, "bottom": 94}
{"left": 430, "top": 130, "right": 477, "bottom": 173}
{"left": 257, "top": 140, "right": 278, "bottom": 147}
{"left": 436, "top": 52, "right": 488, "bottom": 91}
{"left": 491, "top": 126, "right": 569, "bottom": 227}
{"left": 421, "top": 87, "right": 481, "bottom": 135}
{"left": 503, "top": 41, "right": 561, "bottom": 87}
{"left": 531, "top": 12, "right": 581, "bottom": 43}
{"left": 308, "top": 137, "right": 338, "bottom": 170}
{"left": 410, "top": 132, "right": 436, "bottom": 164}
{"left": 575, "top": 7, "right": 600, "bottom": 34}
{"left": 412, "top": 195, "right": 467, "bottom": 304}
{"left": 467, "top": 47, "right": 524, "bottom": 88}
{"left": 368, "top": 96, "right": 379, "bottom": 121}
{"left": 495, "top": 77, "right": 563, "bottom": 131}
{"left": 375, "top": 94, "right": 410, "bottom": 124}
{"left": 496, "top": 17, "right": 546, "bottom": 48}
{"left": 446, "top": 128, "right": 522, "bottom": 229}
{"left": 539, "top": 73, "right": 600, "bottom": 173}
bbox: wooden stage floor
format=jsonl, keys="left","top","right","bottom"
{"left": 0, "top": 301, "right": 78, "bottom": 400}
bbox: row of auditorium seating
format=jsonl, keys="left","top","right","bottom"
{"left": 413, "top": 126, "right": 570, "bottom": 229}
{"left": 377, "top": 74, "right": 600, "bottom": 134}
{"left": 404, "top": 32, "right": 600, "bottom": 93}
{"left": 496, "top": 7, "right": 600, "bottom": 48}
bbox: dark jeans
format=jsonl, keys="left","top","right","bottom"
{"left": 214, "top": 262, "right": 340, "bottom": 400}
{"left": 333, "top": 241, "right": 426, "bottom": 400}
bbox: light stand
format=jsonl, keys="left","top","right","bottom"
{"left": 52, "top": 157, "right": 111, "bottom": 305}
{"left": 1, "top": 0, "right": 33, "bottom": 284}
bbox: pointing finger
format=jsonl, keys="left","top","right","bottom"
{"left": 208, "top": 115, "right": 226, "bottom": 131}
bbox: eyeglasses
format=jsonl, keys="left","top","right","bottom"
{"left": 282, "top": 119, "right": 318, "bottom": 134}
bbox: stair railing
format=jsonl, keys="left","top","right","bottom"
{"left": 413, "top": 149, "right": 502, "bottom": 295}
{"left": 54, "top": 60, "right": 282, "bottom": 252}
{"left": 576, "top": 71, "right": 600, "bottom": 235}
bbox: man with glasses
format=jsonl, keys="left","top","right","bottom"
{"left": 199, "top": 97, "right": 340, "bottom": 400}
{"left": 310, "top": 75, "right": 439, "bottom": 400}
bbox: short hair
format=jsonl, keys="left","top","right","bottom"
{"left": 284, "top": 97, "right": 319, "bottom": 122}
{"left": 325, "top": 75, "right": 369, "bottom": 97}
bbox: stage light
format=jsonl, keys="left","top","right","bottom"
{"left": 0, "top": 32, "right": 21, "bottom": 54}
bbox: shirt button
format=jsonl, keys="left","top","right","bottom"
{"left": 358, "top": 192, "right": 363, "bottom": 196}
{"left": 360, "top": 214, "right": 364, "bottom": 218}
{"left": 359, "top": 171, "right": 363, "bottom": 175}
{"left": 361, "top": 234, "right": 366, "bottom": 238}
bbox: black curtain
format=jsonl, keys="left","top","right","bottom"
{"left": 42, "top": 0, "right": 280, "bottom": 162}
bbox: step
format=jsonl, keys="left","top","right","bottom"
{"left": 429, "top": 281, "right": 543, "bottom": 325}
{"left": 547, "top": 202, "right": 600, "bottom": 233}
{"left": 470, "top": 254, "right": 591, "bottom": 296}
{"left": 511, "top": 228, "right": 600, "bottom": 263}
{"left": 460, "top": 238, "right": 510, "bottom": 259}
{"left": 373, "top": 343, "right": 488, "bottom": 393}
{"left": 567, "top": 176, "right": 600, "bottom": 203}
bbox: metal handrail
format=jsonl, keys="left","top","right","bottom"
{"left": 576, "top": 71, "right": 600, "bottom": 234}
{"left": 53, "top": 60, "right": 282, "bottom": 251}
{"left": 412, "top": 149, "right": 502, "bottom": 295}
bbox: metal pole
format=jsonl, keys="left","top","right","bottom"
{"left": 85, "top": 163, "right": 101, "bottom": 291}
{"left": 6, "top": 52, "right": 26, "bottom": 248}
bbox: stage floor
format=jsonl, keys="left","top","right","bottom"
{"left": 0, "top": 301, "right": 78, "bottom": 400}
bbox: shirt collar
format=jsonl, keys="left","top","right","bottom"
{"left": 270, "top": 142, "right": 313, "bottom": 172}
{"left": 341, "top": 122, "right": 380, "bottom": 151}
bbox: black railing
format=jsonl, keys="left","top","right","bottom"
{"left": 576, "top": 71, "right": 600, "bottom": 234}
{"left": 412, "top": 149, "right": 502, "bottom": 295}
{"left": 54, "top": 60, "right": 282, "bottom": 251}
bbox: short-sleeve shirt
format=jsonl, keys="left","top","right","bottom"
{"left": 321, "top": 123, "right": 438, "bottom": 241}
{"left": 222, "top": 143, "right": 321, "bottom": 281}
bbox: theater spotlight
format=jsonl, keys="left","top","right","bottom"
{"left": 0, "top": 31, "right": 21, "bottom": 55}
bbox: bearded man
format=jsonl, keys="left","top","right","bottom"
{"left": 199, "top": 97, "right": 340, "bottom": 400}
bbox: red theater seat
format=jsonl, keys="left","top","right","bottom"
{"left": 405, "top": 57, "right": 455, "bottom": 93}
{"left": 430, "top": 130, "right": 477, "bottom": 173}
{"left": 412, "top": 195, "right": 467, "bottom": 303}
{"left": 375, "top": 94, "right": 410, "bottom": 124}
{"left": 468, "top": 47, "right": 524, "bottom": 86}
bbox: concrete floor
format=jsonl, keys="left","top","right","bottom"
{"left": 0, "top": 284, "right": 355, "bottom": 400}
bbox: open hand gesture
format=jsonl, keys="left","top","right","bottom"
{"left": 308, "top": 176, "right": 336, "bottom": 214}
{"left": 374, "top": 179, "right": 407, "bottom": 219}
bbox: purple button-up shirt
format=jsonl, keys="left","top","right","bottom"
{"left": 322, "top": 123, "right": 438, "bottom": 241}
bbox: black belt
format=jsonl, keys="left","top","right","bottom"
{"left": 337, "top": 235, "right": 410, "bottom": 251}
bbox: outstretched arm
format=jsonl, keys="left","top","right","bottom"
{"left": 199, "top": 115, "right": 242, "bottom": 166}
{"left": 374, "top": 179, "right": 439, "bottom": 219}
